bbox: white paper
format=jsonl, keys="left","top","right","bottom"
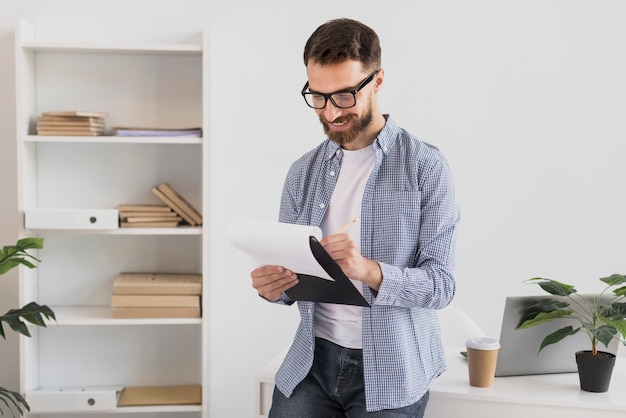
{"left": 229, "top": 218, "right": 333, "bottom": 281}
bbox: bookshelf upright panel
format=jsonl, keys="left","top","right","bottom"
{"left": 15, "top": 19, "right": 208, "bottom": 417}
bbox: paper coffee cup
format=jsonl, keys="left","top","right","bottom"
{"left": 465, "top": 337, "right": 500, "bottom": 388}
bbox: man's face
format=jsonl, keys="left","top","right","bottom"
{"left": 306, "top": 60, "right": 378, "bottom": 149}
{"left": 319, "top": 101, "right": 373, "bottom": 148}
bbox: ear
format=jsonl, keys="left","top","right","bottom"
{"left": 373, "top": 68, "right": 384, "bottom": 92}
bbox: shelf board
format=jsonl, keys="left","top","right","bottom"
{"left": 24, "top": 135, "right": 203, "bottom": 145}
{"left": 28, "top": 405, "right": 203, "bottom": 415}
{"left": 25, "top": 226, "right": 202, "bottom": 236}
{"left": 49, "top": 306, "right": 202, "bottom": 326}
{"left": 22, "top": 41, "right": 202, "bottom": 55}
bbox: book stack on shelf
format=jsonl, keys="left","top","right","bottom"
{"left": 112, "top": 126, "right": 202, "bottom": 137}
{"left": 111, "top": 272, "right": 202, "bottom": 318}
{"left": 116, "top": 183, "right": 201, "bottom": 228}
{"left": 117, "top": 204, "right": 182, "bottom": 228}
{"left": 37, "top": 111, "right": 108, "bottom": 136}
{"left": 151, "top": 182, "right": 203, "bottom": 226}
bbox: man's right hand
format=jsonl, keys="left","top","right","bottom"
{"left": 251, "top": 265, "right": 299, "bottom": 302}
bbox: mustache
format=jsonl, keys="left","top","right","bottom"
{"left": 320, "top": 114, "right": 357, "bottom": 125}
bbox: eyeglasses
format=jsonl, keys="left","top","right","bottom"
{"left": 301, "top": 69, "right": 379, "bottom": 109}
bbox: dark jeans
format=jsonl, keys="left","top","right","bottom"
{"left": 269, "top": 338, "right": 429, "bottom": 418}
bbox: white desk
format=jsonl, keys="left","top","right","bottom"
{"left": 426, "top": 348, "right": 626, "bottom": 418}
{"left": 255, "top": 347, "right": 626, "bottom": 418}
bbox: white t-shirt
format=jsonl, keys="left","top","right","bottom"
{"left": 315, "top": 144, "right": 376, "bottom": 349}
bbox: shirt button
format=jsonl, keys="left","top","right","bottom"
{"left": 336, "top": 150, "right": 341, "bottom": 155}
{"left": 319, "top": 203, "right": 325, "bottom": 209}
{"left": 329, "top": 171, "right": 335, "bottom": 176}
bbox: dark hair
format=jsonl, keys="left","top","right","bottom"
{"left": 303, "top": 18, "right": 381, "bottom": 70}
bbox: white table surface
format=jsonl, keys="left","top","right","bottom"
{"left": 426, "top": 348, "right": 626, "bottom": 418}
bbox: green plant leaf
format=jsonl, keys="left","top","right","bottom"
{"left": 517, "top": 308, "right": 575, "bottom": 329}
{"left": 526, "top": 277, "right": 577, "bottom": 296}
{"left": 0, "top": 302, "right": 56, "bottom": 339}
{"left": 602, "top": 318, "right": 626, "bottom": 339}
{"left": 0, "top": 386, "right": 30, "bottom": 417}
{"left": 583, "top": 323, "right": 617, "bottom": 349}
{"left": 613, "top": 286, "right": 626, "bottom": 298}
{"left": 601, "top": 305, "right": 626, "bottom": 338}
{"left": 539, "top": 325, "right": 580, "bottom": 352}
{"left": 603, "top": 302, "right": 626, "bottom": 320}
{"left": 600, "top": 273, "right": 626, "bottom": 287}
{"left": 521, "top": 274, "right": 626, "bottom": 355}
{"left": 0, "top": 260, "right": 22, "bottom": 275}
{"left": 0, "top": 237, "right": 43, "bottom": 275}
{"left": 0, "top": 314, "right": 30, "bottom": 337}
{"left": 15, "top": 237, "right": 44, "bottom": 251}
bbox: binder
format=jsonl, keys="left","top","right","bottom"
{"left": 285, "top": 236, "right": 369, "bottom": 306}
{"left": 229, "top": 218, "right": 369, "bottom": 307}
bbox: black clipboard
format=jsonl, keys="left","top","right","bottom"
{"left": 285, "top": 236, "right": 370, "bottom": 307}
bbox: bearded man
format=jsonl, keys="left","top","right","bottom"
{"left": 251, "top": 18, "right": 460, "bottom": 418}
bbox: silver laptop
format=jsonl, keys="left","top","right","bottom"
{"left": 495, "top": 294, "right": 619, "bottom": 377}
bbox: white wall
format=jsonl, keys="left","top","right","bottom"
{"left": 1, "top": 1, "right": 625, "bottom": 417}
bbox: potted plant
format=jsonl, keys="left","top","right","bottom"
{"left": 516, "top": 273, "right": 626, "bottom": 392}
{"left": 0, "top": 238, "right": 55, "bottom": 417}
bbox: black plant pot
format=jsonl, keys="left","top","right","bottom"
{"left": 575, "top": 350, "right": 616, "bottom": 392}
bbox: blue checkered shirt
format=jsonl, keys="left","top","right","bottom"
{"left": 274, "top": 115, "right": 459, "bottom": 412}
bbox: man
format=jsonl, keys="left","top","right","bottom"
{"left": 251, "top": 18, "right": 459, "bottom": 417}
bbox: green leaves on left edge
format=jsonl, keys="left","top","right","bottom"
{"left": 0, "top": 302, "right": 56, "bottom": 339}
{"left": 0, "top": 237, "right": 46, "bottom": 417}
{"left": 0, "top": 386, "right": 30, "bottom": 416}
{"left": 0, "top": 237, "right": 44, "bottom": 275}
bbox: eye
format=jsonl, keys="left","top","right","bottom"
{"left": 332, "top": 93, "right": 354, "bottom": 105}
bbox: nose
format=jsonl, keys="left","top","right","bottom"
{"left": 321, "top": 100, "right": 343, "bottom": 121}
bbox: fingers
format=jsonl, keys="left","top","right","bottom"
{"left": 320, "top": 233, "right": 356, "bottom": 260}
{"left": 320, "top": 234, "right": 364, "bottom": 281}
{"left": 251, "top": 265, "right": 298, "bottom": 302}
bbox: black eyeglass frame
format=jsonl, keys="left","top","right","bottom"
{"left": 300, "top": 69, "right": 380, "bottom": 109}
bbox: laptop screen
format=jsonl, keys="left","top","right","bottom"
{"left": 495, "top": 294, "right": 619, "bottom": 377}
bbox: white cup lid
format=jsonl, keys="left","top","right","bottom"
{"left": 466, "top": 336, "right": 500, "bottom": 350}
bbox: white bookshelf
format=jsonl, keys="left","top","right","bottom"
{"left": 15, "top": 19, "right": 209, "bottom": 417}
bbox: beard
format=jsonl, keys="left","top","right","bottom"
{"left": 319, "top": 103, "right": 373, "bottom": 147}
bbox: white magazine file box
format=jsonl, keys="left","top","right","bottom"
{"left": 24, "top": 209, "right": 119, "bottom": 230}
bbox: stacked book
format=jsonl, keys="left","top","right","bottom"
{"left": 37, "top": 111, "right": 108, "bottom": 136}
{"left": 116, "top": 204, "right": 182, "bottom": 228}
{"left": 111, "top": 272, "right": 202, "bottom": 318}
{"left": 151, "top": 182, "right": 202, "bottom": 226}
